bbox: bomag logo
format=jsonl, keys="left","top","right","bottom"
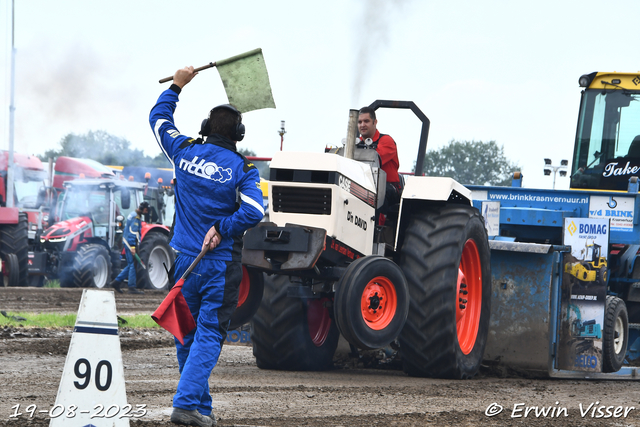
{"left": 339, "top": 175, "right": 351, "bottom": 192}
{"left": 179, "top": 155, "right": 233, "bottom": 183}
{"left": 567, "top": 221, "right": 577, "bottom": 236}
{"left": 578, "top": 223, "right": 607, "bottom": 235}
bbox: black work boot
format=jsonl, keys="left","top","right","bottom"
{"left": 128, "top": 288, "right": 144, "bottom": 295}
{"left": 170, "top": 407, "right": 213, "bottom": 427}
{"left": 110, "top": 280, "right": 123, "bottom": 294}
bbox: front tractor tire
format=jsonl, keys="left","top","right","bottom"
{"left": 0, "top": 213, "right": 28, "bottom": 286}
{"left": 334, "top": 256, "right": 409, "bottom": 350}
{"left": 251, "top": 274, "right": 339, "bottom": 371}
{"left": 2, "top": 253, "right": 20, "bottom": 287}
{"left": 398, "top": 204, "right": 491, "bottom": 379}
{"left": 136, "top": 232, "right": 175, "bottom": 290}
{"left": 72, "top": 244, "right": 112, "bottom": 288}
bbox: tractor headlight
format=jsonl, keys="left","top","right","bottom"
{"left": 579, "top": 74, "right": 592, "bottom": 87}
{"left": 46, "top": 237, "right": 67, "bottom": 243}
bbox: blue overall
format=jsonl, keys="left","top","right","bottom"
{"left": 115, "top": 211, "right": 141, "bottom": 289}
{"left": 172, "top": 254, "right": 242, "bottom": 414}
{"left": 150, "top": 84, "right": 264, "bottom": 415}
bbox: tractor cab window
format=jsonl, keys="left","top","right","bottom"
{"left": 571, "top": 89, "right": 640, "bottom": 190}
{"left": 13, "top": 167, "right": 47, "bottom": 209}
{"left": 162, "top": 192, "right": 175, "bottom": 227}
{"left": 61, "top": 187, "right": 109, "bottom": 224}
{"left": 113, "top": 187, "right": 142, "bottom": 220}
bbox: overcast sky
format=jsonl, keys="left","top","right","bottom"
{"left": 1, "top": 0, "right": 639, "bottom": 189}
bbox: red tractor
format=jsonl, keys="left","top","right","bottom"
{"left": 33, "top": 177, "right": 175, "bottom": 290}
{"left": 0, "top": 150, "right": 48, "bottom": 287}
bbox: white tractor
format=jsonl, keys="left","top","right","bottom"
{"left": 243, "top": 101, "right": 491, "bottom": 378}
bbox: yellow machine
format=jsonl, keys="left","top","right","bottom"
{"left": 564, "top": 243, "right": 608, "bottom": 285}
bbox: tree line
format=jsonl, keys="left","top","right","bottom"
{"left": 39, "top": 131, "right": 518, "bottom": 186}
{"left": 37, "top": 131, "right": 258, "bottom": 168}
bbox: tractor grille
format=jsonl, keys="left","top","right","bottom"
{"left": 272, "top": 186, "right": 331, "bottom": 215}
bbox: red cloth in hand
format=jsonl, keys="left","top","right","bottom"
{"left": 151, "top": 278, "right": 196, "bottom": 345}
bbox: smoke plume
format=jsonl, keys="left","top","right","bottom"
{"left": 351, "top": 0, "right": 411, "bottom": 106}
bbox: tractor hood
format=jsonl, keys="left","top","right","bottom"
{"left": 41, "top": 216, "right": 93, "bottom": 243}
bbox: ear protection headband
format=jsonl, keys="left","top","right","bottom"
{"left": 199, "top": 104, "right": 245, "bottom": 141}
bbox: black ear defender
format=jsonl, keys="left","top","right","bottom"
{"left": 199, "top": 104, "right": 245, "bottom": 141}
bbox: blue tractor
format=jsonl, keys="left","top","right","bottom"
{"left": 472, "top": 72, "right": 640, "bottom": 377}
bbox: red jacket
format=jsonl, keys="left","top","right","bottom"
{"left": 359, "top": 130, "right": 400, "bottom": 183}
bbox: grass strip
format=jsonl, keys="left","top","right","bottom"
{"left": 0, "top": 311, "right": 160, "bottom": 328}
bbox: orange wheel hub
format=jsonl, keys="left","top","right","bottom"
{"left": 360, "top": 276, "right": 397, "bottom": 331}
{"left": 456, "top": 239, "right": 482, "bottom": 355}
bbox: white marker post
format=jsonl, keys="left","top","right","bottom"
{"left": 51, "top": 290, "right": 130, "bottom": 427}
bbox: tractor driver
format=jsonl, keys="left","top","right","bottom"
{"left": 356, "top": 106, "right": 401, "bottom": 212}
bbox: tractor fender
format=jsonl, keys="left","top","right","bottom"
{"left": 0, "top": 207, "right": 19, "bottom": 224}
{"left": 81, "top": 236, "right": 111, "bottom": 251}
{"left": 395, "top": 177, "right": 472, "bottom": 250}
{"left": 118, "top": 224, "right": 170, "bottom": 257}
{"left": 140, "top": 223, "right": 170, "bottom": 240}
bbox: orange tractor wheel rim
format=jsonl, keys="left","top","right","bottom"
{"left": 361, "top": 276, "right": 397, "bottom": 331}
{"left": 456, "top": 239, "right": 482, "bottom": 355}
{"left": 237, "top": 266, "right": 250, "bottom": 308}
{"left": 308, "top": 298, "right": 332, "bottom": 347}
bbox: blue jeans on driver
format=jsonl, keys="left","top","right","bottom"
{"left": 115, "top": 246, "right": 136, "bottom": 289}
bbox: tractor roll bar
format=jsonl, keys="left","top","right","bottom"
{"left": 368, "top": 100, "right": 430, "bottom": 177}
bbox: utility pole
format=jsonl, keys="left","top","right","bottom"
{"left": 6, "top": 0, "right": 16, "bottom": 207}
{"left": 543, "top": 158, "right": 568, "bottom": 190}
{"left": 278, "top": 120, "right": 286, "bottom": 151}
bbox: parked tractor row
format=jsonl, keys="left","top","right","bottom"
{"left": 0, "top": 155, "right": 176, "bottom": 290}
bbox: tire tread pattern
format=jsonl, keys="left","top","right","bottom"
{"left": 251, "top": 275, "right": 339, "bottom": 371}
{"left": 136, "top": 232, "right": 175, "bottom": 290}
{"left": 398, "top": 204, "right": 491, "bottom": 379}
{"left": 0, "top": 213, "right": 28, "bottom": 286}
{"left": 72, "top": 244, "right": 111, "bottom": 288}
{"left": 602, "top": 295, "right": 628, "bottom": 373}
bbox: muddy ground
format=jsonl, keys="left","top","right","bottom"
{"left": 2, "top": 288, "right": 640, "bottom": 426}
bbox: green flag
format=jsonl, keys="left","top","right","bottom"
{"left": 216, "top": 48, "right": 276, "bottom": 113}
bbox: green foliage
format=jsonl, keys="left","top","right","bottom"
{"left": 421, "top": 140, "right": 520, "bottom": 186}
{"left": 0, "top": 311, "right": 160, "bottom": 328}
{"left": 44, "top": 279, "right": 60, "bottom": 288}
{"left": 38, "top": 130, "right": 171, "bottom": 168}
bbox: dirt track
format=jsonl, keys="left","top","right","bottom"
{"left": 2, "top": 288, "right": 640, "bottom": 426}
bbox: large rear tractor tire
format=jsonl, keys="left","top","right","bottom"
{"left": 229, "top": 266, "right": 264, "bottom": 330}
{"left": 2, "top": 253, "right": 20, "bottom": 287}
{"left": 72, "top": 244, "right": 112, "bottom": 288}
{"left": 398, "top": 204, "right": 491, "bottom": 379}
{"left": 251, "top": 274, "right": 339, "bottom": 371}
{"left": 0, "top": 213, "right": 28, "bottom": 286}
{"left": 334, "top": 255, "right": 409, "bottom": 350}
{"left": 603, "top": 296, "right": 628, "bottom": 373}
{"left": 136, "top": 232, "right": 175, "bottom": 290}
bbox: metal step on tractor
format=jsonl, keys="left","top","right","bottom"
{"left": 471, "top": 72, "right": 640, "bottom": 378}
{"left": 242, "top": 101, "right": 492, "bottom": 378}
{"left": 31, "top": 177, "right": 175, "bottom": 290}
